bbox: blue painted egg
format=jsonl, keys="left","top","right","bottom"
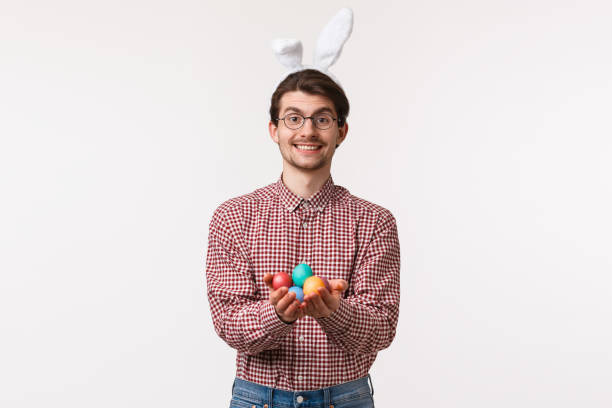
{"left": 288, "top": 286, "right": 304, "bottom": 303}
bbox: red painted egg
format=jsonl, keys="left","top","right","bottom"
{"left": 272, "top": 272, "right": 293, "bottom": 290}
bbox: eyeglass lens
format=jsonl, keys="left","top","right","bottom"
{"left": 283, "top": 113, "right": 334, "bottom": 130}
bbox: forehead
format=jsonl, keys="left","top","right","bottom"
{"left": 278, "top": 91, "right": 336, "bottom": 115}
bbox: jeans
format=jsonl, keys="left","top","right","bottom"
{"left": 229, "top": 374, "right": 375, "bottom": 408}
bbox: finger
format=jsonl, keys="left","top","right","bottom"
{"left": 276, "top": 291, "right": 297, "bottom": 312}
{"left": 269, "top": 287, "right": 288, "bottom": 305}
{"left": 303, "top": 291, "right": 320, "bottom": 303}
{"left": 302, "top": 293, "right": 322, "bottom": 316}
{"left": 299, "top": 301, "right": 309, "bottom": 317}
{"left": 263, "top": 273, "right": 274, "bottom": 289}
{"left": 309, "top": 292, "right": 330, "bottom": 314}
{"left": 305, "top": 302, "right": 316, "bottom": 317}
{"left": 317, "top": 287, "right": 335, "bottom": 307}
{"left": 302, "top": 299, "right": 313, "bottom": 315}
{"left": 302, "top": 295, "right": 314, "bottom": 311}
{"left": 284, "top": 299, "right": 301, "bottom": 317}
{"left": 330, "top": 279, "right": 348, "bottom": 293}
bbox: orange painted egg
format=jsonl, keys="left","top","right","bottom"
{"left": 303, "top": 276, "right": 327, "bottom": 296}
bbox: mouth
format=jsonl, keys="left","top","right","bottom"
{"left": 293, "top": 144, "right": 323, "bottom": 153}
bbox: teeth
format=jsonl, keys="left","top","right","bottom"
{"left": 295, "top": 145, "right": 320, "bottom": 151}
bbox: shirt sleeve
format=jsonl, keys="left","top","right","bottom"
{"left": 205, "top": 206, "right": 294, "bottom": 355}
{"left": 315, "top": 211, "right": 401, "bottom": 355}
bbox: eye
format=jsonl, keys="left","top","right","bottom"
{"left": 287, "top": 114, "right": 302, "bottom": 123}
{"left": 315, "top": 114, "right": 332, "bottom": 124}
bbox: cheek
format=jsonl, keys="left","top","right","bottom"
{"left": 273, "top": 132, "right": 285, "bottom": 145}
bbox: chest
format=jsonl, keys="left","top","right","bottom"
{"left": 247, "top": 204, "right": 360, "bottom": 291}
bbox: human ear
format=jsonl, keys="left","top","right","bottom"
{"left": 269, "top": 120, "right": 279, "bottom": 143}
{"left": 336, "top": 122, "right": 348, "bottom": 147}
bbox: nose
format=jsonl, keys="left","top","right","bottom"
{"left": 300, "top": 117, "right": 317, "bottom": 137}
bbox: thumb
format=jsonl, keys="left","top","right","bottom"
{"left": 263, "top": 273, "right": 274, "bottom": 289}
{"left": 331, "top": 279, "right": 348, "bottom": 293}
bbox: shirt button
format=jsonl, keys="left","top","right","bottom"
{"left": 296, "top": 395, "right": 304, "bottom": 403}
{"left": 299, "top": 336, "right": 304, "bottom": 342}
{"left": 298, "top": 375, "right": 303, "bottom": 381}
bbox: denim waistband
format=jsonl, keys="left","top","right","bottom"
{"left": 231, "top": 374, "right": 374, "bottom": 407}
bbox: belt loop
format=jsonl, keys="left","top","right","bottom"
{"left": 324, "top": 386, "right": 331, "bottom": 407}
{"left": 268, "top": 386, "right": 273, "bottom": 408}
{"left": 367, "top": 374, "right": 374, "bottom": 397}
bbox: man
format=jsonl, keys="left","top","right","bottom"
{"left": 206, "top": 69, "right": 400, "bottom": 407}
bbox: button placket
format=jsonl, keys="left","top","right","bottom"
{"left": 299, "top": 202, "right": 310, "bottom": 228}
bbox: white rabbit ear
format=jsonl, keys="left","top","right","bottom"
{"left": 313, "top": 8, "right": 353, "bottom": 71}
{"left": 271, "top": 38, "right": 304, "bottom": 71}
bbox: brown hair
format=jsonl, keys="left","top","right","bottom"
{"left": 269, "top": 69, "right": 349, "bottom": 127}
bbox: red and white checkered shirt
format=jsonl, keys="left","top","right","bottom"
{"left": 205, "top": 174, "right": 400, "bottom": 391}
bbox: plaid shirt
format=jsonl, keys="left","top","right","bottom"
{"left": 205, "top": 174, "right": 401, "bottom": 391}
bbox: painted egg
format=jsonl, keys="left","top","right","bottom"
{"left": 292, "top": 263, "right": 313, "bottom": 287}
{"left": 288, "top": 286, "right": 304, "bottom": 303}
{"left": 303, "top": 276, "right": 327, "bottom": 296}
{"left": 272, "top": 272, "right": 293, "bottom": 290}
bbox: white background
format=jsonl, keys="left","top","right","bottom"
{"left": 1, "top": 0, "right": 611, "bottom": 407}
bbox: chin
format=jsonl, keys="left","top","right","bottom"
{"left": 295, "top": 162, "right": 327, "bottom": 171}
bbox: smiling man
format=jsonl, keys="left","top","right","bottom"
{"left": 206, "top": 69, "right": 400, "bottom": 407}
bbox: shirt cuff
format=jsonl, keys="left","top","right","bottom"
{"left": 315, "top": 298, "right": 353, "bottom": 335}
{"left": 260, "top": 302, "right": 295, "bottom": 335}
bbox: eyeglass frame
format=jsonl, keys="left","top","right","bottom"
{"left": 275, "top": 112, "right": 340, "bottom": 130}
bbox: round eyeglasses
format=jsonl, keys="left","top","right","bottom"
{"left": 277, "top": 112, "right": 337, "bottom": 130}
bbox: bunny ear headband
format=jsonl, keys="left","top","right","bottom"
{"left": 271, "top": 7, "right": 353, "bottom": 89}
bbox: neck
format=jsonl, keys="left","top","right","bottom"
{"left": 281, "top": 164, "right": 331, "bottom": 199}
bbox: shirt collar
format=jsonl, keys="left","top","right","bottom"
{"left": 275, "top": 173, "right": 335, "bottom": 213}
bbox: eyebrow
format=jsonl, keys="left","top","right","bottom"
{"left": 281, "top": 106, "right": 335, "bottom": 116}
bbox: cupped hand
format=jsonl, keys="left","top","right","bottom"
{"left": 263, "top": 273, "right": 303, "bottom": 323}
{"left": 301, "top": 279, "right": 348, "bottom": 319}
